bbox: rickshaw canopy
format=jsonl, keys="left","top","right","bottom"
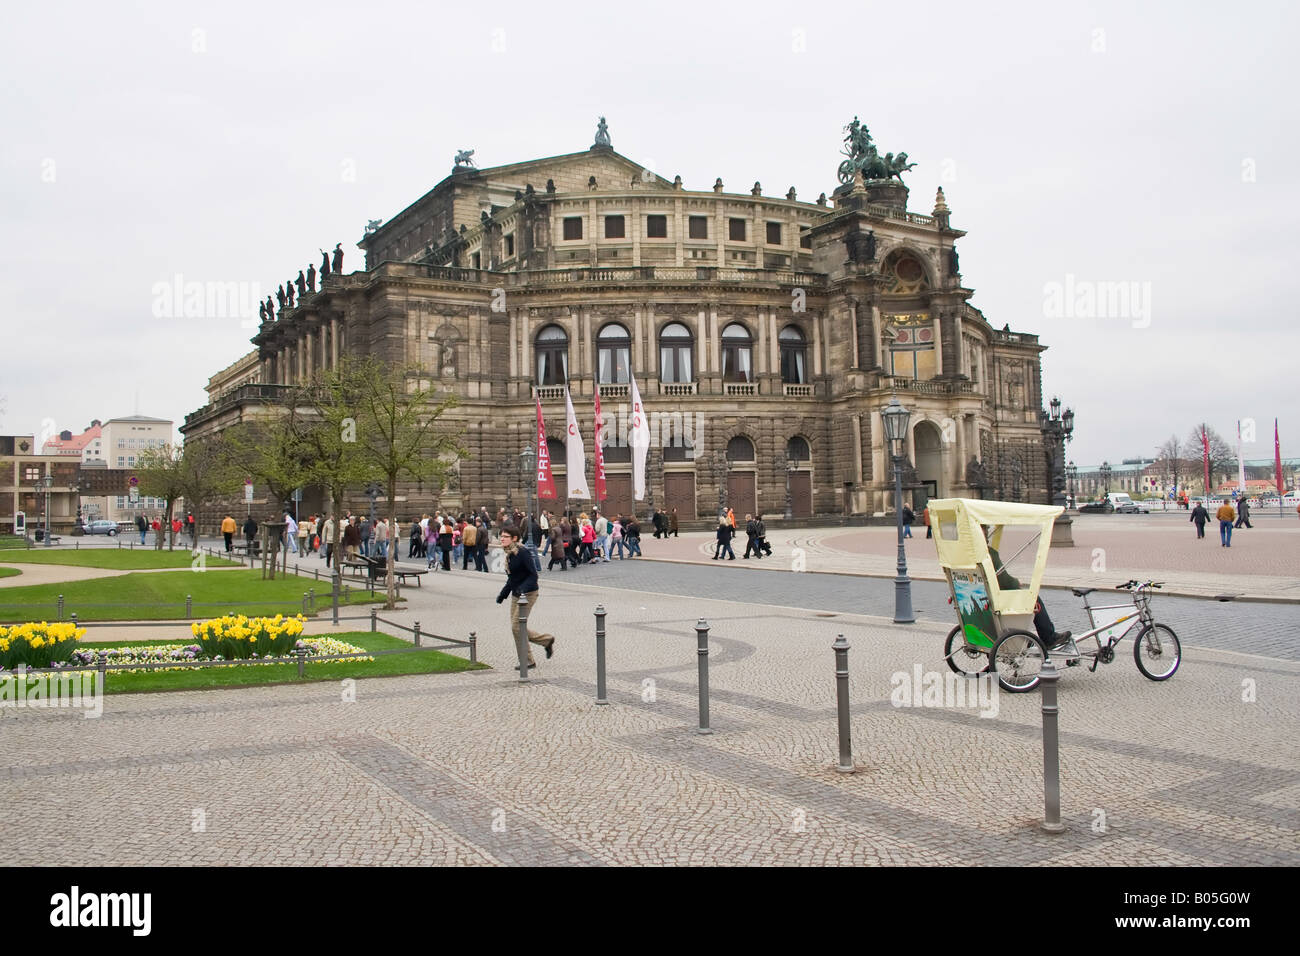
{"left": 927, "top": 498, "right": 1063, "bottom": 618}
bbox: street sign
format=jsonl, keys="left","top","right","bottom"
{"left": 244, "top": 482, "right": 254, "bottom": 502}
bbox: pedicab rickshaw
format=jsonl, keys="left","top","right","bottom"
{"left": 930, "top": 498, "right": 1181, "bottom": 692}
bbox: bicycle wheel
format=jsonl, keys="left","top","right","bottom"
{"left": 992, "top": 629, "right": 1046, "bottom": 693}
{"left": 944, "top": 625, "right": 991, "bottom": 676}
{"left": 1133, "top": 623, "right": 1181, "bottom": 681}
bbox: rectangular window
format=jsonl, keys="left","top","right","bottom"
{"left": 23, "top": 466, "right": 40, "bottom": 482}
{"left": 504, "top": 234, "right": 515, "bottom": 257}
{"left": 766, "top": 222, "right": 782, "bottom": 245}
{"left": 117, "top": 457, "right": 124, "bottom": 467}
{"left": 563, "top": 217, "right": 583, "bottom": 240}
{"left": 729, "top": 218, "right": 746, "bottom": 241}
{"left": 646, "top": 214, "right": 667, "bottom": 238}
{"left": 472, "top": 252, "right": 481, "bottom": 270}
{"left": 604, "top": 215, "right": 625, "bottom": 239}
{"left": 688, "top": 216, "right": 708, "bottom": 239}
{"left": 800, "top": 232, "right": 812, "bottom": 249}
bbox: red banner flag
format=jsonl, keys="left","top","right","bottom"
{"left": 536, "top": 397, "right": 556, "bottom": 500}
{"left": 1276, "top": 419, "right": 1285, "bottom": 496}
{"left": 593, "top": 383, "right": 607, "bottom": 502}
{"left": 1202, "top": 426, "right": 1211, "bottom": 497}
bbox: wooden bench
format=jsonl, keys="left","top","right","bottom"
{"left": 389, "top": 567, "right": 428, "bottom": 587}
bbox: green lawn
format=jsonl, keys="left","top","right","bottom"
{"left": 0, "top": 550, "right": 242, "bottom": 570}
{"left": 0, "top": 569, "right": 389, "bottom": 622}
{"left": 0, "top": 537, "right": 30, "bottom": 550}
{"left": 0, "top": 567, "right": 19, "bottom": 579}
{"left": 84, "top": 632, "right": 484, "bottom": 693}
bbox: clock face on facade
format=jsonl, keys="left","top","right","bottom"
{"left": 885, "top": 254, "right": 928, "bottom": 295}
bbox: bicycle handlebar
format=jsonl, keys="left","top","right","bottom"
{"left": 1116, "top": 580, "right": 1164, "bottom": 590}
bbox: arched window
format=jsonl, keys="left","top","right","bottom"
{"left": 786, "top": 436, "right": 810, "bottom": 464}
{"left": 535, "top": 325, "right": 568, "bottom": 386}
{"left": 721, "top": 323, "right": 753, "bottom": 383}
{"left": 597, "top": 323, "right": 631, "bottom": 384}
{"left": 658, "top": 322, "right": 693, "bottom": 383}
{"left": 726, "top": 435, "right": 755, "bottom": 462}
{"left": 546, "top": 437, "right": 566, "bottom": 469}
{"left": 779, "top": 325, "right": 807, "bottom": 384}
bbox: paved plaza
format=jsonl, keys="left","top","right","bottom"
{"left": 2, "top": 526, "right": 1297, "bottom": 867}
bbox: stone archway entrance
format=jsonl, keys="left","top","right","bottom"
{"left": 914, "top": 420, "right": 944, "bottom": 511}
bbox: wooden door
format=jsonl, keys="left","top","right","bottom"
{"left": 728, "top": 472, "right": 756, "bottom": 518}
{"left": 663, "top": 472, "right": 696, "bottom": 520}
{"left": 790, "top": 472, "right": 812, "bottom": 517}
{"left": 600, "top": 472, "right": 634, "bottom": 519}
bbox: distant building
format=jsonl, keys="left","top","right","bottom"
{"left": 87, "top": 416, "right": 175, "bottom": 523}
{"left": 0, "top": 436, "right": 81, "bottom": 536}
{"left": 41, "top": 420, "right": 103, "bottom": 463}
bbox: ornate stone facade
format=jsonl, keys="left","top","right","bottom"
{"left": 183, "top": 131, "right": 1049, "bottom": 522}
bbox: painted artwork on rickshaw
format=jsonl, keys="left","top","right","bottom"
{"left": 950, "top": 568, "right": 997, "bottom": 648}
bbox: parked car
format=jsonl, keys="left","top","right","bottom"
{"left": 1078, "top": 499, "right": 1114, "bottom": 514}
{"left": 84, "top": 519, "right": 119, "bottom": 536}
{"left": 1106, "top": 493, "right": 1148, "bottom": 514}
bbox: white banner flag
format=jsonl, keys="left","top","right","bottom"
{"left": 629, "top": 372, "right": 650, "bottom": 500}
{"left": 564, "top": 387, "right": 590, "bottom": 499}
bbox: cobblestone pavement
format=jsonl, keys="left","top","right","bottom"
{"left": 3, "top": 566, "right": 1296, "bottom": 866}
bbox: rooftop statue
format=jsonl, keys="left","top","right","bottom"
{"left": 838, "top": 116, "right": 917, "bottom": 184}
{"left": 593, "top": 116, "right": 611, "bottom": 147}
{"left": 454, "top": 149, "right": 476, "bottom": 168}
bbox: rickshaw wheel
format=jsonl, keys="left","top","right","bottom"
{"left": 944, "top": 625, "right": 991, "bottom": 676}
{"left": 1133, "top": 624, "right": 1181, "bottom": 681}
{"left": 992, "top": 629, "right": 1046, "bottom": 693}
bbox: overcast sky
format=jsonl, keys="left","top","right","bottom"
{"left": 2, "top": 0, "right": 1294, "bottom": 468}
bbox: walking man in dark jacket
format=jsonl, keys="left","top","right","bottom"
{"left": 495, "top": 525, "right": 554, "bottom": 670}
{"left": 1234, "top": 499, "right": 1252, "bottom": 529}
{"left": 743, "top": 514, "right": 762, "bottom": 559}
{"left": 901, "top": 504, "right": 915, "bottom": 538}
{"left": 756, "top": 516, "right": 772, "bottom": 555}
{"left": 1189, "top": 502, "right": 1210, "bottom": 538}
{"left": 242, "top": 514, "right": 258, "bottom": 553}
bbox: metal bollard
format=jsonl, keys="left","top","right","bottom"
{"left": 413, "top": 620, "right": 421, "bottom": 647}
{"left": 370, "top": 607, "right": 377, "bottom": 632}
{"left": 332, "top": 572, "right": 341, "bottom": 625}
{"left": 70, "top": 612, "right": 77, "bottom": 629}
{"left": 185, "top": 594, "right": 192, "bottom": 617}
{"left": 1040, "top": 659, "right": 1065, "bottom": 833}
{"left": 468, "top": 631, "right": 477, "bottom": 663}
{"left": 308, "top": 588, "right": 315, "bottom": 611}
{"left": 833, "top": 635, "right": 854, "bottom": 772}
{"left": 302, "top": 592, "right": 308, "bottom": 614}
{"left": 296, "top": 647, "right": 306, "bottom": 679}
{"left": 514, "top": 594, "right": 532, "bottom": 682}
{"left": 97, "top": 651, "right": 107, "bottom": 690}
{"left": 696, "top": 618, "right": 713, "bottom": 734}
{"left": 594, "top": 605, "right": 608, "bottom": 705}
{"left": 57, "top": 594, "right": 64, "bottom": 621}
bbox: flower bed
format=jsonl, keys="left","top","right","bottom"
{"left": 66, "top": 636, "right": 373, "bottom": 674}
{"left": 0, "top": 622, "right": 85, "bottom": 669}
{"left": 190, "top": 614, "right": 308, "bottom": 661}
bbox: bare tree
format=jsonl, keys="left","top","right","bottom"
{"left": 135, "top": 445, "right": 186, "bottom": 550}
{"left": 1154, "top": 434, "right": 1184, "bottom": 499}
{"left": 350, "top": 358, "right": 466, "bottom": 609}
{"left": 1185, "top": 423, "right": 1235, "bottom": 494}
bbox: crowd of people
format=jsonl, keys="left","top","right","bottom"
{"left": 216, "top": 507, "right": 662, "bottom": 574}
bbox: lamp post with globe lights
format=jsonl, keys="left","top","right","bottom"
{"left": 880, "top": 397, "right": 914, "bottom": 624}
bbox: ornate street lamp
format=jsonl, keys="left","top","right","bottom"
{"left": 1099, "top": 461, "right": 1112, "bottom": 497}
{"left": 1065, "top": 461, "right": 1078, "bottom": 510}
{"left": 41, "top": 474, "right": 54, "bottom": 547}
{"left": 709, "top": 452, "right": 730, "bottom": 521}
{"left": 519, "top": 443, "right": 538, "bottom": 569}
{"left": 880, "top": 397, "right": 914, "bottom": 624}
